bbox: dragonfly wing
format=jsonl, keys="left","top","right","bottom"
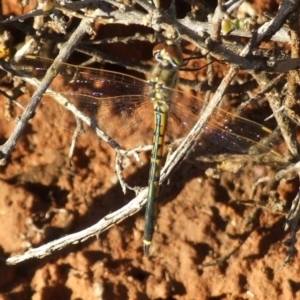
{"left": 55, "top": 93, "right": 154, "bottom": 149}
{"left": 14, "top": 56, "right": 155, "bottom": 149}
{"left": 168, "top": 88, "right": 280, "bottom": 155}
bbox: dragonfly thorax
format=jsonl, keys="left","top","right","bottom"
{"left": 149, "top": 64, "right": 178, "bottom": 88}
{"left": 148, "top": 79, "right": 173, "bottom": 113}
{"left": 152, "top": 97, "right": 171, "bottom": 113}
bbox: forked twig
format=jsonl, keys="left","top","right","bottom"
{"left": 6, "top": 188, "right": 148, "bottom": 264}
{"left": 0, "top": 12, "right": 95, "bottom": 165}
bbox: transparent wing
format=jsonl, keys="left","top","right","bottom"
{"left": 167, "top": 89, "right": 277, "bottom": 154}
{"left": 13, "top": 56, "right": 279, "bottom": 154}
{"left": 14, "top": 56, "right": 154, "bottom": 149}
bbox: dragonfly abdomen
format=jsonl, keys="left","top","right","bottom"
{"left": 143, "top": 105, "right": 169, "bottom": 254}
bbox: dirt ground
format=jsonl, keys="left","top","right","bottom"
{"left": 1, "top": 0, "right": 300, "bottom": 299}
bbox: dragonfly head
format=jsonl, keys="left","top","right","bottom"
{"left": 153, "top": 41, "right": 183, "bottom": 69}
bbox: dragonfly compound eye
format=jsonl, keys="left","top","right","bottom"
{"left": 153, "top": 42, "right": 183, "bottom": 68}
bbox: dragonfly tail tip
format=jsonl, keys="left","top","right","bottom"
{"left": 143, "top": 240, "right": 151, "bottom": 255}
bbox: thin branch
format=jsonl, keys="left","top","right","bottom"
{"left": 0, "top": 15, "right": 95, "bottom": 165}
{"left": 5, "top": 188, "right": 148, "bottom": 264}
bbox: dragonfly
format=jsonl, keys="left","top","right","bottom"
{"left": 12, "top": 42, "right": 281, "bottom": 254}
